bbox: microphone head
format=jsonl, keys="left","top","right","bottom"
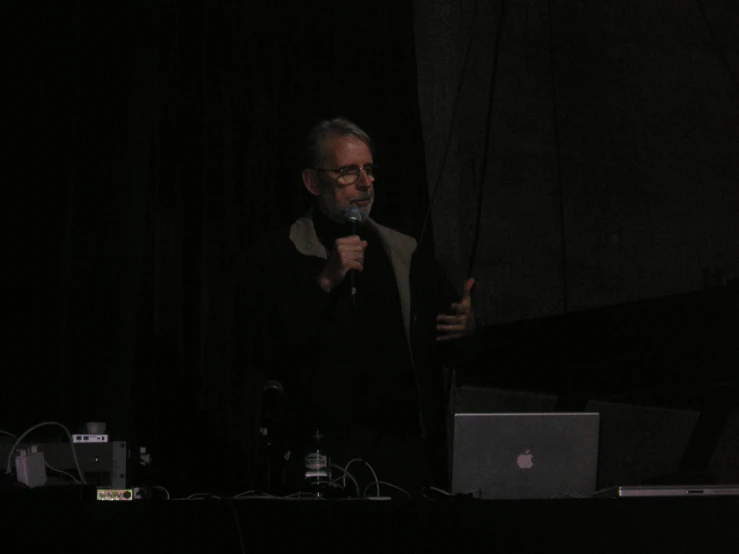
{"left": 263, "top": 380, "right": 284, "bottom": 394}
{"left": 342, "top": 205, "right": 363, "bottom": 224}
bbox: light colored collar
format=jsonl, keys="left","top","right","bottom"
{"left": 288, "top": 209, "right": 417, "bottom": 346}
{"left": 288, "top": 209, "right": 417, "bottom": 261}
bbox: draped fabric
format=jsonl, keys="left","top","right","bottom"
{"left": 414, "top": 0, "right": 739, "bottom": 324}
{"left": 9, "top": 2, "right": 429, "bottom": 495}
{"left": 8, "top": 0, "right": 738, "bottom": 496}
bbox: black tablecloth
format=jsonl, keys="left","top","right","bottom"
{"left": 2, "top": 490, "right": 738, "bottom": 553}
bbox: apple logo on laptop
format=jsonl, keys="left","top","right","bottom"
{"left": 516, "top": 449, "right": 533, "bottom": 469}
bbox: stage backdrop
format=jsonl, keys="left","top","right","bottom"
{"left": 7, "top": 1, "right": 738, "bottom": 495}
{"left": 9, "top": 1, "right": 430, "bottom": 494}
{"left": 414, "top": 0, "right": 739, "bottom": 324}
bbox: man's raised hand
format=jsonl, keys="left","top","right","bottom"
{"left": 436, "top": 278, "right": 476, "bottom": 341}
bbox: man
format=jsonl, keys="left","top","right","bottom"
{"left": 243, "top": 117, "right": 476, "bottom": 496}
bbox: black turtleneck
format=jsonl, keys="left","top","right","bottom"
{"left": 310, "top": 208, "right": 420, "bottom": 436}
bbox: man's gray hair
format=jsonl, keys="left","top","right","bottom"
{"left": 303, "top": 117, "right": 375, "bottom": 168}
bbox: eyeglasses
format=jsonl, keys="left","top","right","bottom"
{"left": 314, "top": 164, "right": 378, "bottom": 186}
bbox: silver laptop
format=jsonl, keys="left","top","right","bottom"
{"left": 594, "top": 484, "right": 739, "bottom": 497}
{"left": 451, "top": 412, "right": 600, "bottom": 499}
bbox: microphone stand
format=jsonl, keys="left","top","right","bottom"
{"left": 260, "top": 381, "right": 285, "bottom": 494}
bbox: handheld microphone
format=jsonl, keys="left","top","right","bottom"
{"left": 342, "top": 206, "right": 363, "bottom": 305}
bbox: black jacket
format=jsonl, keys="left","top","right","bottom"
{"left": 240, "top": 211, "right": 469, "bottom": 451}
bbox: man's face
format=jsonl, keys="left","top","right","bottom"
{"left": 311, "top": 134, "right": 375, "bottom": 224}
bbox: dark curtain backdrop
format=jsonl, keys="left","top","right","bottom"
{"left": 8, "top": 2, "right": 430, "bottom": 494}
{"left": 10, "top": 1, "right": 737, "bottom": 497}
{"left": 415, "top": 0, "right": 739, "bottom": 323}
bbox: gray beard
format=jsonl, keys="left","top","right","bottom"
{"left": 317, "top": 195, "right": 373, "bottom": 225}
